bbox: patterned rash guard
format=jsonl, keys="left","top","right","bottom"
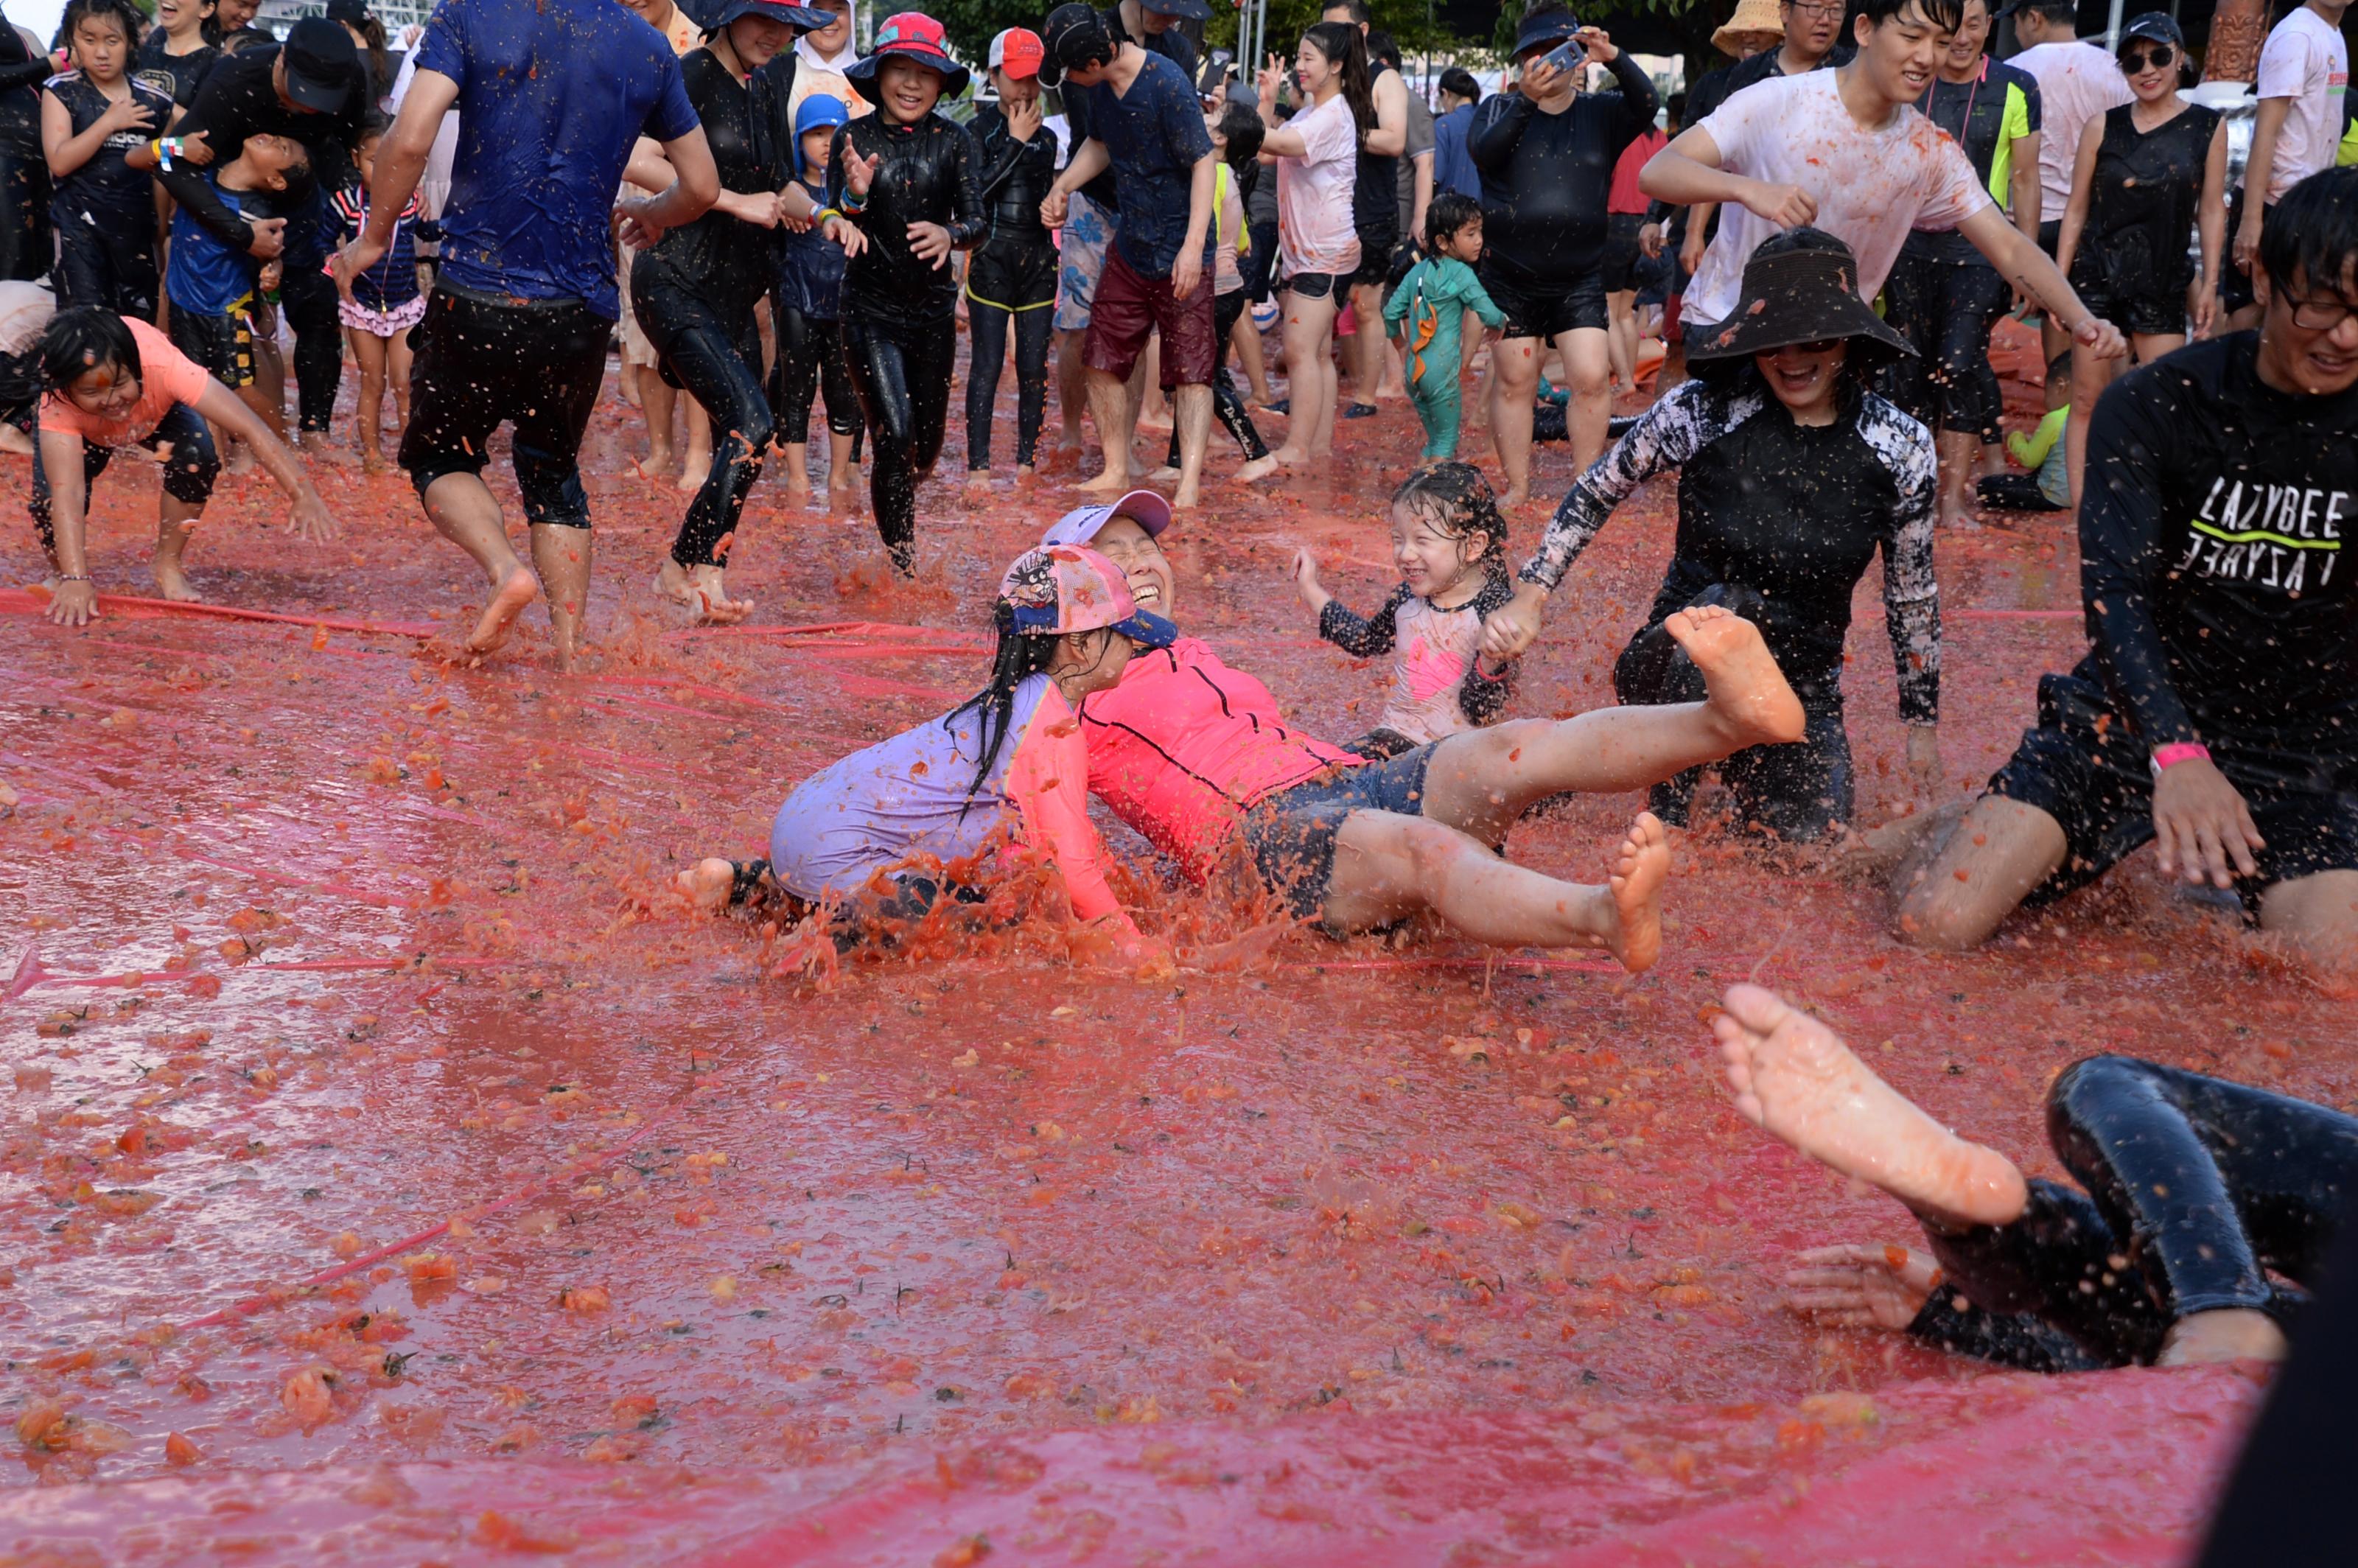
{"left": 1523, "top": 375, "right": 1942, "bottom": 722}
{"left": 768, "top": 673, "right": 1135, "bottom": 933}
{"left": 1318, "top": 574, "right": 1519, "bottom": 746}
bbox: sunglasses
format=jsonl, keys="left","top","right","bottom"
{"left": 2121, "top": 44, "right": 2175, "bottom": 71}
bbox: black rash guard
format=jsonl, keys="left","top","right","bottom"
{"left": 965, "top": 100, "right": 1057, "bottom": 307}
{"left": 1466, "top": 52, "right": 1657, "bottom": 290}
{"left": 133, "top": 31, "right": 220, "bottom": 111}
{"left": 634, "top": 49, "right": 775, "bottom": 326}
{"left": 2078, "top": 102, "right": 2219, "bottom": 301}
{"left": 157, "top": 46, "right": 367, "bottom": 254}
{"left": 1526, "top": 374, "right": 1942, "bottom": 721}
{"left": 826, "top": 110, "right": 984, "bottom": 329}
{"left": 2078, "top": 332, "right": 2358, "bottom": 755}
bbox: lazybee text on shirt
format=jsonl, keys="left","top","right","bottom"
{"left": 2179, "top": 475, "right": 2347, "bottom": 593}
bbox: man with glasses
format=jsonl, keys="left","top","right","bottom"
{"left": 1886, "top": 169, "right": 2358, "bottom": 982}
{"left": 2223, "top": 0, "right": 2351, "bottom": 329}
{"left": 1998, "top": 0, "right": 2131, "bottom": 362}
{"left": 1721, "top": 0, "right": 1853, "bottom": 97}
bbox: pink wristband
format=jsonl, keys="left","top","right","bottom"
{"left": 2149, "top": 742, "right": 2211, "bottom": 777}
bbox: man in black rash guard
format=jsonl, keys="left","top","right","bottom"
{"left": 158, "top": 18, "right": 367, "bottom": 447}
{"left": 632, "top": 0, "right": 826, "bottom": 626}
{"left": 1320, "top": 0, "right": 1405, "bottom": 421}
{"left": 1889, "top": 169, "right": 2358, "bottom": 979}
{"left": 0, "top": 20, "right": 59, "bottom": 282}
{"left": 821, "top": 14, "right": 982, "bottom": 576}
{"left": 1471, "top": 4, "right": 1657, "bottom": 505}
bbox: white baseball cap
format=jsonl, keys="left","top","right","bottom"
{"left": 1040, "top": 489, "right": 1173, "bottom": 547}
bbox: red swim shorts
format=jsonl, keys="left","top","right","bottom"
{"left": 1082, "top": 245, "right": 1218, "bottom": 391}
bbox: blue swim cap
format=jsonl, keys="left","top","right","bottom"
{"left": 794, "top": 94, "right": 850, "bottom": 141}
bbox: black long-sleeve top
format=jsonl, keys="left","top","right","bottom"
{"left": 637, "top": 49, "right": 777, "bottom": 329}
{"left": 1907, "top": 1288, "right": 2111, "bottom": 1373}
{"left": 825, "top": 109, "right": 983, "bottom": 329}
{"left": 1468, "top": 53, "right": 1657, "bottom": 290}
{"left": 2077, "top": 332, "right": 2358, "bottom": 756}
{"left": 156, "top": 45, "right": 366, "bottom": 259}
{"left": 0, "top": 25, "right": 52, "bottom": 160}
{"left": 967, "top": 101, "right": 1056, "bottom": 256}
{"left": 1525, "top": 374, "right": 1942, "bottom": 723}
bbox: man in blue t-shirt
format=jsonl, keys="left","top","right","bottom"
{"left": 332, "top": 0, "right": 718, "bottom": 668}
{"left": 1038, "top": 3, "right": 1219, "bottom": 511}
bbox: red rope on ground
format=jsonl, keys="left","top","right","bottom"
{"left": 0, "top": 586, "right": 436, "bottom": 638}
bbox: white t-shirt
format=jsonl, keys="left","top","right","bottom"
{"left": 2009, "top": 40, "right": 2134, "bottom": 223}
{"left": 2254, "top": 6, "right": 2351, "bottom": 205}
{"left": 1688, "top": 71, "right": 1991, "bottom": 325}
{"left": 1277, "top": 90, "right": 1361, "bottom": 278}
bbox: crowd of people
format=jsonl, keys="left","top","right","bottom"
{"left": 5, "top": 0, "right": 2357, "bottom": 1379}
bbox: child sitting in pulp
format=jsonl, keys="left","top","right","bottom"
{"left": 1382, "top": 194, "right": 1502, "bottom": 463}
{"left": 1290, "top": 461, "right": 1518, "bottom": 759}
{"left": 164, "top": 129, "right": 306, "bottom": 466}
{"left": 326, "top": 122, "right": 441, "bottom": 472}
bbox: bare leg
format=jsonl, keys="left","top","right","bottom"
{"left": 150, "top": 495, "right": 203, "bottom": 602}
{"left": 1321, "top": 808, "right": 1670, "bottom": 970}
{"left": 1420, "top": 606, "right": 1807, "bottom": 842}
{"left": 420, "top": 471, "right": 539, "bottom": 657}
{"left": 827, "top": 430, "right": 858, "bottom": 498}
{"left": 1171, "top": 382, "right": 1211, "bottom": 509}
{"left": 677, "top": 396, "right": 711, "bottom": 495}
{"left": 1935, "top": 427, "right": 1979, "bottom": 530}
{"left": 2064, "top": 342, "right": 2121, "bottom": 512}
{"left": 1488, "top": 335, "right": 1540, "bottom": 507}
{"left": 784, "top": 439, "right": 814, "bottom": 497}
{"left": 530, "top": 522, "right": 592, "bottom": 671}
{"left": 1606, "top": 290, "right": 1637, "bottom": 393}
{"left": 1268, "top": 291, "right": 1337, "bottom": 466}
{"left": 2256, "top": 868, "right": 2358, "bottom": 984}
{"left": 351, "top": 330, "right": 389, "bottom": 473}
{"left": 1233, "top": 306, "right": 1270, "bottom": 405}
{"left": 389, "top": 329, "right": 413, "bottom": 435}
{"left": 1889, "top": 793, "right": 2068, "bottom": 951}
{"left": 1054, "top": 328, "right": 1088, "bottom": 461}
{"left": 1078, "top": 367, "right": 1135, "bottom": 496}
{"left": 1713, "top": 981, "right": 2031, "bottom": 1228}
{"left": 1344, "top": 282, "right": 1383, "bottom": 407}
{"left": 653, "top": 558, "right": 753, "bottom": 626}
{"left": 1558, "top": 326, "right": 1612, "bottom": 472}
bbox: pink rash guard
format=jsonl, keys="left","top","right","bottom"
{"left": 1077, "top": 636, "right": 1362, "bottom": 883}
{"left": 769, "top": 673, "right": 1134, "bottom": 931}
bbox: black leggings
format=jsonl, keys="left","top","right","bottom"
{"left": 274, "top": 264, "right": 343, "bottom": 434}
{"left": 1976, "top": 472, "right": 2064, "bottom": 513}
{"left": 1167, "top": 287, "right": 1267, "bottom": 466}
{"left": 1881, "top": 253, "right": 2009, "bottom": 436}
{"left": 54, "top": 221, "right": 159, "bottom": 322}
{"left": 965, "top": 298, "right": 1051, "bottom": 471}
{"left": 1920, "top": 1057, "right": 2358, "bottom": 1368}
{"left": 769, "top": 308, "right": 862, "bottom": 452}
{"left": 30, "top": 400, "right": 219, "bottom": 550}
{"left": 1612, "top": 583, "right": 1853, "bottom": 841}
{"left": 637, "top": 272, "right": 771, "bottom": 570}
{"left": 844, "top": 315, "right": 955, "bottom": 574}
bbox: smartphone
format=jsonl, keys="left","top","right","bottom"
{"left": 1536, "top": 37, "right": 1586, "bottom": 75}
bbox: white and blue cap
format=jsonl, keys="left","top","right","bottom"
{"left": 1039, "top": 488, "right": 1173, "bottom": 548}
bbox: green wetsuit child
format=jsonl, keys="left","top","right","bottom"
{"left": 1385, "top": 252, "right": 1503, "bottom": 462}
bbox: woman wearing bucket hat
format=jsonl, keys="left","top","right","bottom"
{"left": 1483, "top": 228, "right": 1944, "bottom": 843}
{"left": 678, "top": 544, "right": 1170, "bottom": 968}
{"left": 2052, "top": 12, "right": 2225, "bottom": 509}
{"left": 820, "top": 10, "right": 982, "bottom": 575}
{"left": 632, "top": 0, "right": 830, "bottom": 625}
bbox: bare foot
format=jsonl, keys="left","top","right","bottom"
{"left": 677, "top": 452, "right": 711, "bottom": 494}
{"left": 1234, "top": 455, "right": 1281, "bottom": 484}
{"left": 1172, "top": 481, "right": 1200, "bottom": 510}
{"left": 963, "top": 471, "right": 993, "bottom": 499}
{"left": 785, "top": 471, "right": 813, "bottom": 500}
{"left": 676, "top": 856, "right": 738, "bottom": 912}
{"left": 637, "top": 444, "right": 676, "bottom": 483}
{"left": 468, "top": 563, "right": 541, "bottom": 655}
{"left": 1833, "top": 803, "right": 1965, "bottom": 883}
{"left": 1267, "top": 446, "right": 1309, "bottom": 468}
{"left": 150, "top": 556, "right": 199, "bottom": 603}
{"left": 1144, "top": 464, "right": 1181, "bottom": 485}
{"left": 2157, "top": 1308, "right": 2289, "bottom": 1366}
{"left": 1666, "top": 604, "right": 1808, "bottom": 747}
{"left": 828, "top": 469, "right": 858, "bottom": 497}
{"left": 1500, "top": 485, "right": 1529, "bottom": 509}
{"left": 1015, "top": 463, "right": 1035, "bottom": 483}
{"left": 225, "top": 446, "right": 255, "bottom": 477}
{"left": 654, "top": 560, "right": 753, "bottom": 625}
{"left": 1714, "top": 981, "right": 2031, "bottom": 1228}
{"left": 1606, "top": 810, "right": 1670, "bottom": 973}
{"left": 1075, "top": 466, "right": 1129, "bottom": 497}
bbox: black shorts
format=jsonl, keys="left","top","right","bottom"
{"left": 1284, "top": 269, "right": 1347, "bottom": 302}
{"left": 2071, "top": 262, "right": 2189, "bottom": 338}
{"left": 2221, "top": 187, "right": 2269, "bottom": 315}
{"left": 1242, "top": 745, "right": 1435, "bottom": 923}
{"left": 1351, "top": 223, "right": 1399, "bottom": 288}
{"left": 965, "top": 233, "right": 1059, "bottom": 312}
{"left": 1481, "top": 266, "right": 1609, "bottom": 340}
{"left": 1601, "top": 212, "right": 1647, "bottom": 293}
{"left": 399, "top": 285, "right": 611, "bottom": 528}
{"left": 1988, "top": 671, "right": 2358, "bottom": 911}
{"left": 167, "top": 304, "right": 254, "bottom": 391}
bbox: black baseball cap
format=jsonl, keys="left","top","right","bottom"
{"left": 1039, "top": 2, "right": 1116, "bottom": 88}
{"left": 281, "top": 17, "right": 359, "bottom": 114}
{"left": 2119, "top": 12, "right": 2184, "bottom": 48}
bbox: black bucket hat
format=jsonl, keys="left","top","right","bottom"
{"left": 709, "top": 0, "right": 834, "bottom": 32}
{"left": 1512, "top": 7, "right": 1581, "bottom": 60}
{"left": 1687, "top": 228, "right": 1914, "bottom": 366}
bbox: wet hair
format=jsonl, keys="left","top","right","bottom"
{"left": 2260, "top": 167, "right": 2358, "bottom": 303}
{"left": 1391, "top": 463, "right": 1509, "bottom": 574}
{"left": 1323, "top": 0, "right": 1372, "bottom": 23}
{"left": 1300, "top": 21, "right": 1375, "bottom": 138}
{"left": 1365, "top": 28, "right": 1400, "bottom": 69}
{"left": 1438, "top": 66, "right": 1481, "bottom": 104}
{"left": 2013, "top": 0, "right": 2078, "bottom": 19}
{"left": 57, "top": 0, "right": 145, "bottom": 54}
{"left": 1424, "top": 191, "right": 1482, "bottom": 250}
{"left": 1216, "top": 99, "right": 1264, "bottom": 166}
{"left": 953, "top": 602, "right": 1068, "bottom": 806}
{"left": 1856, "top": 0, "right": 1964, "bottom": 32}
{"left": 41, "top": 306, "right": 139, "bottom": 394}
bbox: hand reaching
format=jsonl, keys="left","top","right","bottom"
{"left": 1290, "top": 547, "right": 1330, "bottom": 614}
{"left": 841, "top": 146, "right": 883, "bottom": 199}
{"left": 1783, "top": 1244, "right": 1941, "bottom": 1331}
{"left": 908, "top": 220, "right": 952, "bottom": 267}
{"left": 823, "top": 214, "right": 867, "bottom": 259}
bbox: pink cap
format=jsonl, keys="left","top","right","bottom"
{"left": 998, "top": 545, "right": 1178, "bottom": 646}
